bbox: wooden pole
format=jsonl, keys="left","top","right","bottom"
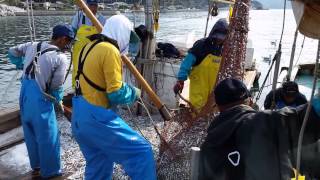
{"left": 74, "top": 0, "right": 172, "bottom": 120}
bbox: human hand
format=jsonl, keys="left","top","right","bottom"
{"left": 134, "top": 87, "right": 141, "bottom": 100}
{"left": 173, "top": 80, "right": 184, "bottom": 94}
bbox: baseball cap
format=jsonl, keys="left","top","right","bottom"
{"left": 214, "top": 78, "right": 251, "bottom": 106}
{"left": 282, "top": 81, "right": 299, "bottom": 96}
{"left": 52, "top": 24, "right": 75, "bottom": 40}
{"left": 86, "top": 0, "right": 99, "bottom": 5}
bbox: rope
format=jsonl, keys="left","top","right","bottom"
{"left": 204, "top": 0, "right": 211, "bottom": 37}
{"left": 126, "top": 104, "right": 158, "bottom": 147}
{"left": 278, "top": 0, "right": 287, "bottom": 46}
{"left": 137, "top": 98, "right": 176, "bottom": 156}
{"left": 293, "top": 36, "right": 306, "bottom": 67}
{"left": 287, "top": 28, "right": 299, "bottom": 81}
{"left": 295, "top": 39, "right": 320, "bottom": 180}
{"left": 30, "top": 0, "right": 36, "bottom": 40}
{"left": 271, "top": 0, "right": 287, "bottom": 110}
{"left": 64, "top": 52, "right": 73, "bottom": 84}
{"left": 26, "top": 0, "right": 34, "bottom": 42}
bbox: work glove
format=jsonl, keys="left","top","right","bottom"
{"left": 7, "top": 52, "right": 24, "bottom": 70}
{"left": 173, "top": 80, "right": 184, "bottom": 94}
{"left": 133, "top": 87, "right": 141, "bottom": 100}
{"left": 55, "top": 101, "right": 64, "bottom": 114}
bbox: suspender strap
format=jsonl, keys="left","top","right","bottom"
{"left": 75, "top": 40, "right": 106, "bottom": 95}
{"left": 82, "top": 14, "right": 85, "bottom": 25}
{"left": 25, "top": 42, "right": 60, "bottom": 89}
{"left": 25, "top": 42, "right": 42, "bottom": 78}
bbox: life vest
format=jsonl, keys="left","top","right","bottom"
{"left": 72, "top": 14, "right": 99, "bottom": 88}
{"left": 189, "top": 54, "right": 221, "bottom": 110}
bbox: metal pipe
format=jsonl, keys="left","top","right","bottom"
{"left": 287, "top": 29, "right": 299, "bottom": 81}
{"left": 190, "top": 147, "right": 201, "bottom": 180}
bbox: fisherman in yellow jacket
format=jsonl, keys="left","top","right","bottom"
{"left": 173, "top": 18, "right": 229, "bottom": 110}
{"left": 71, "top": 0, "right": 106, "bottom": 87}
{"left": 71, "top": 15, "right": 156, "bottom": 180}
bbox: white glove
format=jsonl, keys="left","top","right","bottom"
{"left": 134, "top": 87, "right": 141, "bottom": 100}
{"left": 56, "top": 101, "right": 64, "bottom": 113}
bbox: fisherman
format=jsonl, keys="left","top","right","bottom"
{"left": 7, "top": 24, "right": 74, "bottom": 178}
{"left": 173, "top": 18, "right": 229, "bottom": 110}
{"left": 71, "top": 0, "right": 106, "bottom": 87}
{"left": 264, "top": 81, "right": 307, "bottom": 109}
{"left": 199, "top": 78, "right": 320, "bottom": 180}
{"left": 71, "top": 15, "right": 156, "bottom": 180}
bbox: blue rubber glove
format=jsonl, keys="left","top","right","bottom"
{"left": 313, "top": 94, "right": 320, "bottom": 117}
{"left": 7, "top": 52, "right": 24, "bottom": 70}
{"left": 49, "top": 87, "right": 64, "bottom": 102}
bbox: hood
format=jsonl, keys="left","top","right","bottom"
{"left": 208, "top": 18, "right": 229, "bottom": 40}
{"left": 101, "top": 15, "right": 133, "bottom": 54}
{"left": 204, "top": 105, "right": 256, "bottom": 147}
{"left": 188, "top": 18, "right": 229, "bottom": 64}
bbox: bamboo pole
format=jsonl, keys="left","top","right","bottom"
{"left": 74, "top": 0, "right": 172, "bottom": 120}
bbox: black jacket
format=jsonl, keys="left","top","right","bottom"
{"left": 199, "top": 104, "right": 320, "bottom": 180}
{"left": 264, "top": 88, "right": 307, "bottom": 109}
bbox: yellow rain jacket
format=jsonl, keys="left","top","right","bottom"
{"left": 74, "top": 15, "right": 138, "bottom": 108}
{"left": 189, "top": 54, "right": 221, "bottom": 109}
{"left": 177, "top": 19, "right": 228, "bottom": 110}
{"left": 71, "top": 12, "right": 106, "bottom": 87}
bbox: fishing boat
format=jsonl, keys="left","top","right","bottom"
{"left": 0, "top": 0, "right": 319, "bottom": 179}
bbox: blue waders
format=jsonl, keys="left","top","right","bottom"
{"left": 20, "top": 79, "right": 61, "bottom": 177}
{"left": 71, "top": 40, "right": 156, "bottom": 180}
{"left": 71, "top": 96, "right": 156, "bottom": 180}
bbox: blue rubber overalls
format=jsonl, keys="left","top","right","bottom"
{"left": 71, "top": 39, "right": 156, "bottom": 180}
{"left": 20, "top": 42, "right": 61, "bottom": 178}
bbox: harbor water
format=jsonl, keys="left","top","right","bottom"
{"left": 0, "top": 9, "right": 318, "bottom": 110}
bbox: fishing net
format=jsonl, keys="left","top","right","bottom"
{"left": 156, "top": 0, "right": 251, "bottom": 179}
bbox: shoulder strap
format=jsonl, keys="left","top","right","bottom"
{"left": 82, "top": 13, "right": 85, "bottom": 25}
{"left": 25, "top": 42, "right": 42, "bottom": 78}
{"left": 25, "top": 42, "right": 60, "bottom": 83}
{"left": 41, "top": 48, "right": 59, "bottom": 55}
{"left": 75, "top": 40, "right": 106, "bottom": 95}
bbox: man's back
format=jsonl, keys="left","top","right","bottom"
{"left": 9, "top": 42, "right": 67, "bottom": 91}
{"left": 78, "top": 40, "right": 122, "bottom": 108}
{"left": 200, "top": 104, "right": 320, "bottom": 180}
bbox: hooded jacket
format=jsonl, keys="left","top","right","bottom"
{"left": 189, "top": 18, "right": 228, "bottom": 66}
{"left": 177, "top": 19, "right": 228, "bottom": 81}
{"left": 200, "top": 104, "right": 320, "bottom": 180}
{"left": 101, "top": 15, "right": 133, "bottom": 55}
{"left": 76, "top": 15, "right": 138, "bottom": 108}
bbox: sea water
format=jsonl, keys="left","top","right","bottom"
{"left": 0, "top": 10, "right": 318, "bottom": 110}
